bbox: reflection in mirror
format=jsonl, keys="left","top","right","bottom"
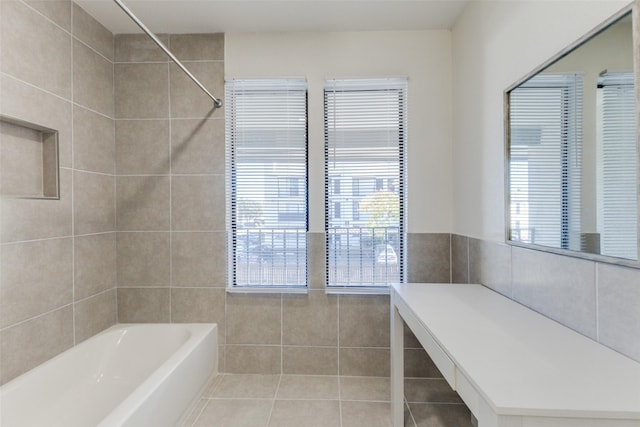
{"left": 507, "top": 10, "right": 637, "bottom": 261}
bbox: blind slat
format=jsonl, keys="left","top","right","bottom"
{"left": 324, "top": 78, "right": 407, "bottom": 287}
{"left": 226, "top": 79, "right": 308, "bottom": 288}
{"left": 597, "top": 72, "right": 637, "bottom": 259}
{"left": 509, "top": 74, "right": 583, "bottom": 250}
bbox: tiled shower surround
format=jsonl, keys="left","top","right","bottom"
{"left": 0, "top": 0, "right": 117, "bottom": 384}
{"left": 1, "top": 1, "right": 639, "bottom": 410}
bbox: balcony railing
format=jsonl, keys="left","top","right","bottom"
{"left": 233, "top": 228, "right": 307, "bottom": 287}
{"left": 327, "top": 226, "right": 400, "bottom": 286}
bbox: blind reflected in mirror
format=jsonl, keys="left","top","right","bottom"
{"left": 506, "top": 9, "right": 638, "bottom": 262}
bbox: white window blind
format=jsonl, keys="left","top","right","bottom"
{"left": 509, "top": 74, "right": 583, "bottom": 250}
{"left": 324, "top": 78, "right": 407, "bottom": 288}
{"left": 597, "top": 72, "right": 637, "bottom": 259}
{"left": 225, "top": 79, "right": 308, "bottom": 289}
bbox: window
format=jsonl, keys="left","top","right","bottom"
{"left": 324, "top": 78, "right": 407, "bottom": 289}
{"left": 597, "top": 72, "right": 637, "bottom": 259}
{"left": 509, "top": 74, "right": 583, "bottom": 250}
{"left": 225, "top": 79, "right": 308, "bottom": 290}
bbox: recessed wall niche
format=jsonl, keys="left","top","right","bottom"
{"left": 0, "top": 115, "right": 59, "bottom": 199}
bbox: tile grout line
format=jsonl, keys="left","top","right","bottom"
{"left": 405, "top": 397, "right": 418, "bottom": 427}
{"left": 0, "top": 73, "right": 116, "bottom": 122}
{"left": 168, "top": 40, "right": 173, "bottom": 323}
{"left": 70, "top": 2, "right": 76, "bottom": 346}
{"left": 266, "top": 374, "right": 283, "bottom": 426}
{"left": 337, "top": 370, "right": 344, "bottom": 427}
{"left": 113, "top": 31, "right": 119, "bottom": 324}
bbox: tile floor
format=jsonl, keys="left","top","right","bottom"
{"left": 181, "top": 374, "right": 474, "bottom": 427}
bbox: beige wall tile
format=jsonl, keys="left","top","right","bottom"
{"left": 115, "top": 33, "right": 169, "bottom": 62}
{"left": 0, "top": 0, "right": 71, "bottom": 99}
{"left": 339, "top": 295, "right": 389, "bottom": 348}
{"left": 171, "top": 175, "right": 224, "bottom": 231}
{"left": 171, "top": 232, "right": 225, "bottom": 286}
{"left": 170, "top": 62, "right": 224, "bottom": 118}
{"left": 339, "top": 347, "right": 390, "bottom": 377}
{"left": 116, "top": 176, "right": 170, "bottom": 231}
{"left": 72, "top": 3, "right": 114, "bottom": 61}
{"left": 24, "top": 0, "right": 71, "bottom": 31}
{"left": 169, "top": 33, "right": 224, "bottom": 61}
{"left": 73, "top": 39, "right": 114, "bottom": 117}
{"left": 116, "top": 232, "right": 170, "bottom": 286}
{"left": 218, "top": 345, "right": 226, "bottom": 373}
{"left": 0, "top": 74, "right": 72, "bottom": 168}
{"left": 408, "top": 403, "right": 473, "bottom": 427}
{"left": 282, "top": 346, "right": 338, "bottom": 375}
{"left": 597, "top": 263, "right": 640, "bottom": 363}
{"left": 171, "top": 287, "right": 225, "bottom": 325}
{"left": 512, "top": 247, "right": 597, "bottom": 339}
{"left": 283, "top": 291, "right": 337, "bottom": 346}
{"left": 469, "top": 238, "right": 512, "bottom": 297}
{"left": 0, "top": 121, "right": 44, "bottom": 197}
{"left": 404, "top": 378, "right": 462, "bottom": 404}
{"left": 0, "top": 306, "right": 73, "bottom": 385}
{"left": 407, "top": 233, "right": 450, "bottom": 283}
{"left": 170, "top": 118, "right": 224, "bottom": 174}
{"left": 403, "top": 322, "right": 422, "bottom": 349}
{"left": 74, "top": 232, "right": 116, "bottom": 300}
{"left": 73, "top": 106, "right": 115, "bottom": 174}
{"left": 224, "top": 345, "right": 281, "bottom": 374}
{"left": 269, "top": 400, "right": 340, "bottom": 427}
{"left": 115, "top": 119, "right": 170, "bottom": 175}
{"left": 404, "top": 348, "right": 442, "bottom": 379}
{"left": 307, "top": 232, "right": 327, "bottom": 289}
{"left": 74, "top": 289, "right": 116, "bottom": 343}
{"left": 226, "top": 294, "right": 281, "bottom": 345}
{"left": 1, "top": 168, "right": 72, "bottom": 243}
{"left": 451, "top": 234, "right": 469, "bottom": 284}
{"left": 74, "top": 170, "right": 115, "bottom": 235}
{"left": 0, "top": 238, "right": 72, "bottom": 328}
{"left": 117, "top": 287, "right": 170, "bottom": 323}
{"left": 115, "top": 63, "right": 169, "bottom": 119}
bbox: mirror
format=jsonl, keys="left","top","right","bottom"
{"left": 506, "top": 8, "right": 638, "bottom": 262}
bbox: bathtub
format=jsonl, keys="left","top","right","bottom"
{"left": 0, "top": 323, "right": 217, "bottom": 427}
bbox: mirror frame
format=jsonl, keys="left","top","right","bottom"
{"left": 504, "top": 2, "right": 640, "bottom": 268}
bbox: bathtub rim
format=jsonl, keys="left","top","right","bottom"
{"left": 0, "top": 323, "right": 218, "bottom": 427}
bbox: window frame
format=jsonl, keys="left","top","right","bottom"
{"left": 225, "top": 78, "right": 309, "bottom": 293}
{"left": 323, "top": 77, "right": 408, "bottom": 293}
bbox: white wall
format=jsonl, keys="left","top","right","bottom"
{"left": 225, "top": 31, "right": 453, "bottom": 233}
{"left": 451, "top": 0, "right": 630, "bottom": 241}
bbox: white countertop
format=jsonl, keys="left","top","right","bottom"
{"left": 391, "top": 283, "right": 640, "bottom": 419}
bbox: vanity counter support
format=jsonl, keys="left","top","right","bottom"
{"left": 390, "top": 283, "right": 640, "bottom": 427}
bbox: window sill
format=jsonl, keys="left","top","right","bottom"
{"left": 226, "top": 286, "right": 308, "bottom": 295}
{"left": 325, "top": 286, "right": 391, "bottom": 296}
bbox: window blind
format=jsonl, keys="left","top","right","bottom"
{"left": 509, "top": 74, "right": 583, "bottom": 250}
{"left": 225, "top": 79, "right": 308, "bottom": 289}
{"left": 324, "top": 78, "right": 407, "bottom": 288}
{"left": 597, "top": 72, "right": 637, "bottom": 259}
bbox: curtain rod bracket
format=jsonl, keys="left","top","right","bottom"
{"left": 113, "top": 0, "right": 223, "bottom": 109}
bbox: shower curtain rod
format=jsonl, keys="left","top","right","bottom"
{"left": 113, "top": 0, "right": 223, "bottom": 108}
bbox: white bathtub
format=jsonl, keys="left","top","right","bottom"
{"left": 0, "top": 323, "right": 217, "bottom": 427}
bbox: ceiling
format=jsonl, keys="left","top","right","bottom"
{"left": 75, "top": 0, "right": 469, "bottom": 34}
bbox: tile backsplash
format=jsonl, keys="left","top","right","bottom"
{"left": 452, "top": 234, "right": 640, "bottom": 363}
